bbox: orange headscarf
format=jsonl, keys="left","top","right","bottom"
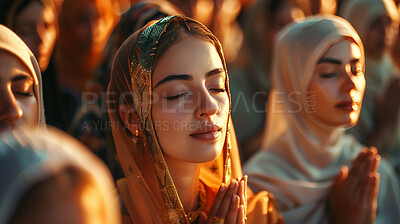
{"left": 107, "top": 15, "right": 282, "bottom": 223}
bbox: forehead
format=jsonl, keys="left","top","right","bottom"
{"left": 152, "top": 37, "right": 223, "bottom": 84}
{"left": 0, "top": 51, "right": 32, "bottom": 79}
{"left": 321, "top": 39, "right": 362, "bottom": 60}
{"left": 16, "top": 1, "right": 55, "bottom": 23}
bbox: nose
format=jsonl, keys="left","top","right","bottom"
{"left": 0, "top": 87, "right": 23, "bottom": 124}
{"left": 195, "top": 88, "right": 219, "bottom": 119}
{"left": 34, "top": 25, "right": 45, "bottom": 45}
{"left": 341, "top": 64, "right": 356, "bottom": 92}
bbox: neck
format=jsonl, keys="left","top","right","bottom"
{"left": 55, "top": 48, "right": 95, "bottom": 92}
{"left": 294, "top": 113, "right": 344, "bottom": 168}
{"left": 163, "top": 154, "right": 200, "bottom": 213}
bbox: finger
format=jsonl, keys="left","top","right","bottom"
{"left": 330, "top": 166, "right": 348, "bottom": 207}
{"left": 346, "top": 151, "right": 370, "bottom": 196}
{"left": 366, "top": 173, "right": 380, "bottom": 222}
{"left": 366, "top": 173, "right": 380, "bottom": 205}
{"left": 208, "top": 184, "right": 227, "bottom": 220}
{"left": 238, "top": 177, "right": 245, "bottom": 209}
{"left": 348, "top": 149, "right": 368, "bottom": 178}
{"left": 244, "top": 175, "right": 248, "bottom": 215}
{"left": 368, "top": 147, "right": 380, "bottom": 173}
{"left": 236, "top": 205, "right": 245, "bottom": 224}
{"left": 217, "top": 180, "right": 239, "bottom": 219}
{"left": 372, "top": 154, "right": 381, "bottom": 173}
{"left": 333, "top": 166, "right": 348, "bottom": 188}
{"left": 225, "top": 194, "right": 240, "bottom": 224}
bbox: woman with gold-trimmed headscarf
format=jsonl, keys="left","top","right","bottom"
{"left": 107, "top": 15, "right": 283, "bottom": 223}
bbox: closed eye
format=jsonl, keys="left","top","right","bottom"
{"left": 14, "top": 91, "right": 33, "bottom": 97}
{"left": 320, "top": 73, "right": 337, "bottom": 78}
{"left": 210, "top": 88, "right": 226, "bottom": 93}
{"left": 166, "top": 93, "right": 188, "bottom": 101}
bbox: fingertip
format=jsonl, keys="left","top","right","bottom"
{"left": 232, "top": 194, "right": 239, "bottom": 203}
{"left": 220, "top": 184, "right": 227, "bottom": 193}
{"left": 369, "top": 146, "right": 378, "bottom": 154}
{"left": 341, "top": 165, "right": 349, "bottom": 174}
{"left": 369, "top": 172, "right": 380, "bottom": 179}
{"left": 230, "top": 179, "right": 238, "bottom": 189}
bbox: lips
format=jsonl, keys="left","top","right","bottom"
{"left": 190, "top": 124, "right": 222, "bottom": 141}
{"left": 335, "top": 100, "right": 358, "bottom": 112}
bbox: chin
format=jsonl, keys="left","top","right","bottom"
{"left": 191, "top": 146, "right": 222, "bottom": 163}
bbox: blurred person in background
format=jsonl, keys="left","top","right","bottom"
{"left": 0, "top": 25, "right": 45, "bottom": 133}
{"left": 340, "top": 0, "right": 400, "bottom": 176}
{"left": 229, "top": 0, "right": 305, "bottom": 162}
{"left": 74, "top": 0, "right": 183, "bottom": 180}
{"left": 299, "top": 0, "right": 338, "bottom": 15}
{"left": 391, "top": 5, "right": 400, "bottom": 69}
{"left": 168, "top": 0, "right": 244, "bottom": 64}
{"left": 42, "top": 0, "right": 116, "bottom": 132}
{"left": 5, "top": 0, "right": 58, "bottom": 73}
{"left": 0, "top": 127, "right": 121, "bottom": 224}
{"left": 41, "top": 0, "right": 116, "bottom": 163}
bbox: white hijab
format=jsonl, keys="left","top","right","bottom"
{"left": 0, "top": 127, "right": 121, "bottom": 223}
{"left": 0, "top": 25, "right": 46, "bottom": 127}
{"left": 245, "top": 15, "right": 400, "bottom": 223}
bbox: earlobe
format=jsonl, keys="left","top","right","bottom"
{"left": 119, "top": 104, "right": 140, "bottom": 134}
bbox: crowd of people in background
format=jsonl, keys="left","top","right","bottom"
{"left": 1, "top": 0, "right": 400, "bottom": 223}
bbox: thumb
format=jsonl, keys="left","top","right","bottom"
{"left": 198, "top": 211, "right": 208, "bottom": 224}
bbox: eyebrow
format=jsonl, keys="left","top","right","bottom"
{"left": 154, "top": 68, "right": 225, "bottom": 88}
{"left": 206, "top": 68, "right": 225, "bottom": 78}
{"left": 12, "top": 74, "right": 32, "bottom": 82}
{"left": 317, "top": 58, "right": 360, "bottom": 65}
{"left": 154, "top": 74, "right": 192, "bottom": 88}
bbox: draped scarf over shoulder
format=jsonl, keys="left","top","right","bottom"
{"left": 0, "top": 25, "right": 45, "bottom": 127}
{"left": 245, "top": 15, "right": 366, "bottom": 223}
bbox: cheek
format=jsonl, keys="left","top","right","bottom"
{"left": 19, "top": 96, "right": 38, "bottom": 126}
{"left": 308, "top": 80, "right": 339, "bottom": 121}
{"left": 310, "top": 82, "right": 335, "bottom": 107}
{"left": 43, "top": 29, "right": 58, "bottom": 46}
{"left": 217, "top": 94, "right": 230, "bottom": 119}
{"left": 354, "top": 75, "right": 366, "bottom": 92}
{"left": 352, "top": 75, "right": 366, "bottom": 103}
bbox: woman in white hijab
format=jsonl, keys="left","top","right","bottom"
{"left": 0, "top": 24, "right": 45, "bottom": 132}
{"left": 340, "top": 0, "right": 400, "bottom": 175}
{"left": 244, "top": 15, "right": 400, "bottom": 223}
{"left": 0, "top": 127, "right": 121, "bottom": 223}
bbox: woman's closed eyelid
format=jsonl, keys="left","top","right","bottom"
{"left": 14, "top": 91, "right": 34, "bottom": 97}
{"left": 209, "top": 88, "right": 226, "bottom": 93}
{"left": 165, "top": 92, "right": 190, "bottom": 101}
{"left": 11, "top": 81, "right": 34, "bottom": 97}
{"left": 320, "top": 73, "right": 338, "bottom": 78}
